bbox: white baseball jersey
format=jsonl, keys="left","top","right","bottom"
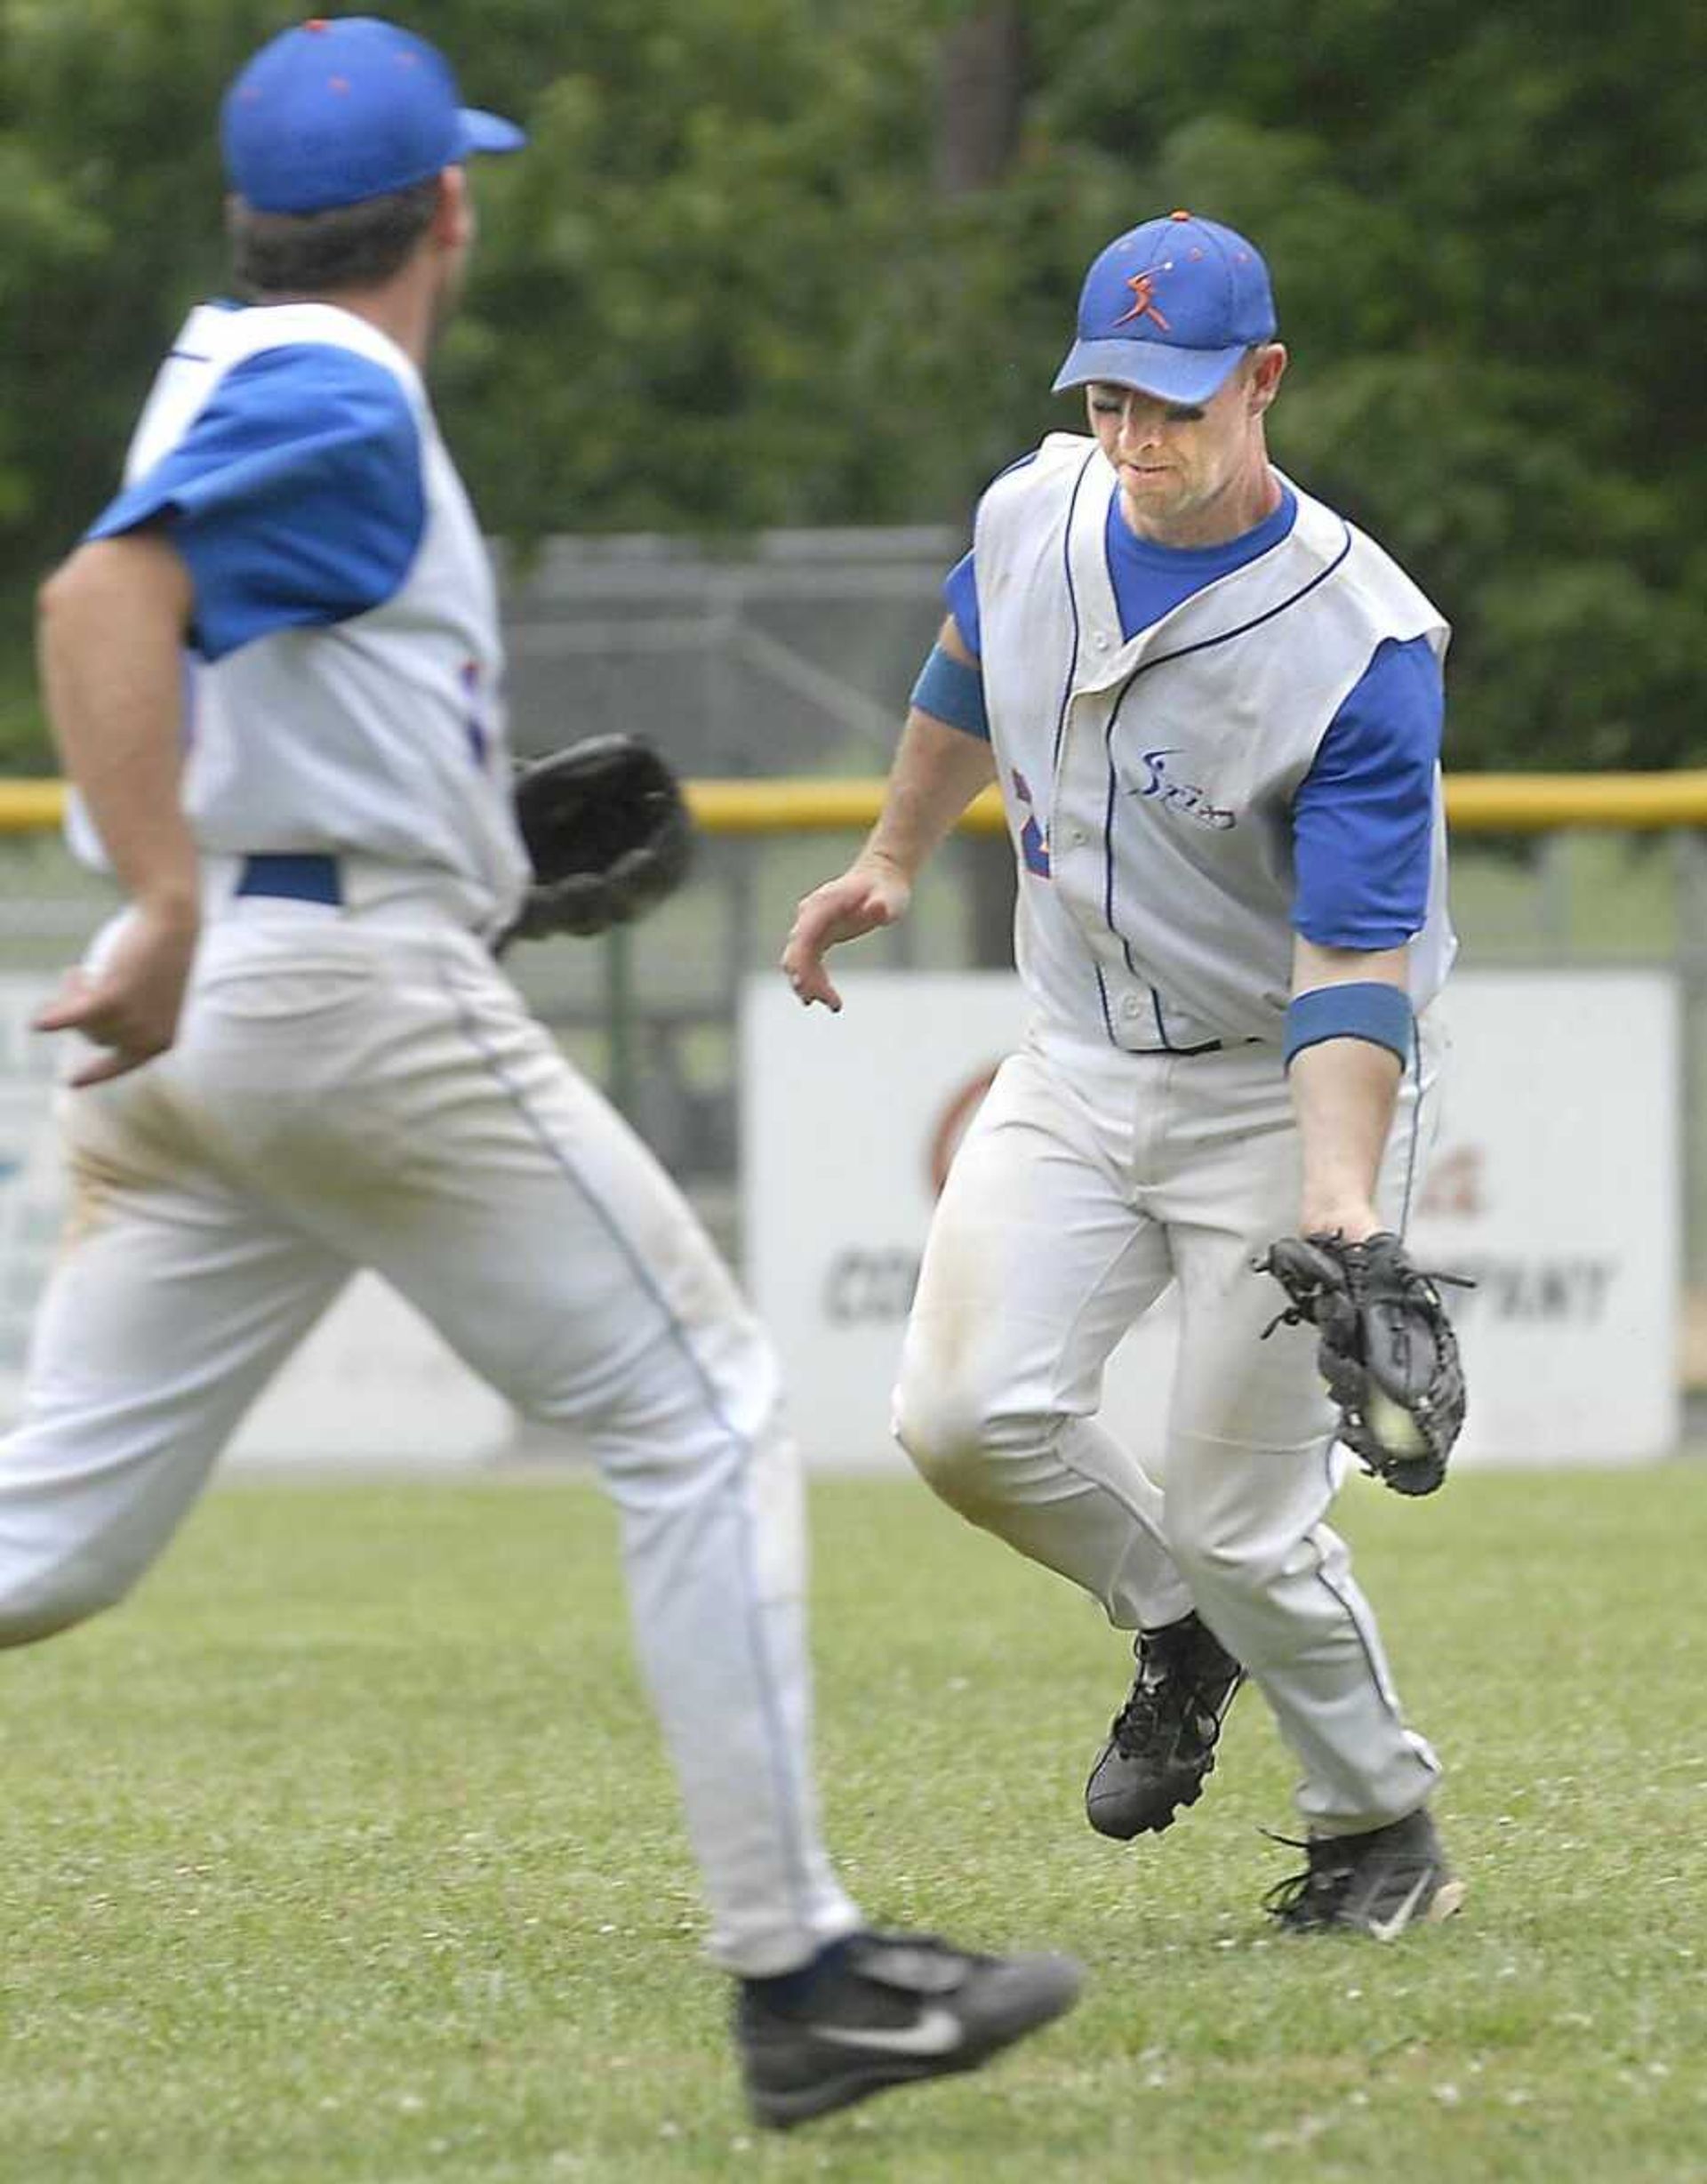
{"left": 79, "top": 300, "right": 530, "bottom": 934}
{"left": 896, "top": 430, "right": 1458, "bottom": 1838}
{"left": 973, "top": 434, "right": 1455, "bottom": 1054}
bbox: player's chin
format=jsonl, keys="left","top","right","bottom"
{"left": 1118, "top": 472, "right": 1185, "bottom": 518}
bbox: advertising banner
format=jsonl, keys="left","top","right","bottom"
{"left": 741, "top": 970, "right": 1680, "bottom": 1469}
{"left": 2, "top": 968, "right": 1680, "bottom": 1469}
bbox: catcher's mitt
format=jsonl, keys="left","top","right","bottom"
{"left": 1254, "top": 1232, "right": 1471, "bottom": 1496}
{"left": 503, "top": 735, "right": 693, "bottom": 943}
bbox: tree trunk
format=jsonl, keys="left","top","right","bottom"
{"left": 934, "top": 5, "right": 1027, "bottom": 196}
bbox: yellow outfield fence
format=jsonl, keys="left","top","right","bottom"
{"left": 690, "top": 771, "right": 1707, "bottom": 835}
{"left": 6, "top": 771, "right": 1707, "bottom": 837}
{"left": 0, "top": 781, "right": 71, "bottom": 834}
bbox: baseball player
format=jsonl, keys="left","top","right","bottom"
{"left": 784, "top": 212, "right": 1466, "bottom": 1937}
{"left": 12, "top": 16, "right": 1079, "bottom": 2127}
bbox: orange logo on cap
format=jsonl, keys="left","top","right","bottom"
{"left": 1113, "top": 269, "right": 1172, "bottom": 332}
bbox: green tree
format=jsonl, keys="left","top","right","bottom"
{"left": 1, "top": 0, "right": 1702, "bottom": 772}
{"left": 1015, "top": 0, "right": 1707, "bottom": 767}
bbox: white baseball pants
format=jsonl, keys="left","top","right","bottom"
{"left": 894, "top": 1017, "right": 1447, "bottom": 1836}
{"left": 0, "top": 898, "right": 860, "bottom": 1975}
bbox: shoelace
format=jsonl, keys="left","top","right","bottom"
{"left": 1259, "top": 1830, "right": 1355, "bottom": 1919}
{"left": 1109, "top": 1675, "right": 1168, "bottom": 1756}
{"left": 1108, "top": 1619, "right": 1198, "bottom": 1754}
{"left": 1112, "top": 1619, "right": 1246, "bottom": 1755}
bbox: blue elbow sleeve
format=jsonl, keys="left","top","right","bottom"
{"left": 910, "top": 645, "right": 989, "bottom": 739}
{"left": 1283, "top": 982, "right": 1414, "bottom": 1068}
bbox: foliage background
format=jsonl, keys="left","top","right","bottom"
{"left": 0, "top": 0, "right": 1703, "bottom": 769}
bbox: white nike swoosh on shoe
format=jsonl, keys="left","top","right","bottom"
{"left": 816, "top": 2006, "right": 966, "bottom": 2058}
{"left": 1364, "top": 1872, "right": 1434, "bottom": 1942}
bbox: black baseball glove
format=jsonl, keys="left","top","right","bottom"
{"left": 1254, "top": 1232, "right": 1471, "bottom": 1496}
{"left": 502, "top": 735, "right": 694, "bottom": 943}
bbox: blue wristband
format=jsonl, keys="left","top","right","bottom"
{"left": 1283, "top": 981, "right": 1414, "bottom": 1068}
{"left": 910, "top": 644, "right": 989, "bottom": 739}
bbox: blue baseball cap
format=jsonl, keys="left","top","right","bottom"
{"left": 221, "top": 16, "right": 526, "bottom": 215}
{"left": 1052, "top": 211, "right": 1277, "bottom": 405}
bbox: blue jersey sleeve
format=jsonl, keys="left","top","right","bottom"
{"left": 85, "top": 344, "right": 426, "bottom": 662}
{"left": 1292, "top": 636, "right": 1443, "bottom": 951}
{"left": 942, "top": 550, "right": 982, "bottom": 662}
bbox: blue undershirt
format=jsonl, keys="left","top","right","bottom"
{"left": 938, "top": 483, "right": 1441, "bottom": 951}
{"left": 87, "top": 339, "right": 426, "bottom": 662}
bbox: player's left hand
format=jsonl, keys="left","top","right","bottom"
{"left": 1254, "top": 1231, "right": 1472, "bottom": 1496}
{"left": 34, "top": 901, "right": 199, "bottom": 1086}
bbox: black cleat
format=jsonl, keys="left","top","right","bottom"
{"left": 736, "top": 1930, "right": 1084, "bottom": 2131}
{"left": 1263, "top": 1806, "right": 1466, "bottom": 1938}
{"left": 1085, "top": 1610, "right": 1245, "bottom": 1839}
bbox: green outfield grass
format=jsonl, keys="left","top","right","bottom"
{"left": 2, "top": 1463, "right": 1704, "bottom": 2183}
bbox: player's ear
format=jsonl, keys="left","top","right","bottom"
{"left": 1247, "top": 342, "right": 1287, "bottom": 414}
{"left": 432, "top": 166, "right": 476, "bottom": 253}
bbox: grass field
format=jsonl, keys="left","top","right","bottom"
{"left": 2, "top": 1463, "right": 1704, "bottom": 2184}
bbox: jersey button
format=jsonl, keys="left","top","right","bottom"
{"left": 1118, "top": 995, "right": 1143, "bottom": 1021}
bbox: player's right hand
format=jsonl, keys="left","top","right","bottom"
{"left": 781, "top": 863, "right": 912, "bottom": 1013}
{"left": 34, "top": 900, "right": 200, "bottom": 1087}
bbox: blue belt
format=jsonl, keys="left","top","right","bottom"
{"left": 235, "top": 853, "right": 343, "bottom": 906}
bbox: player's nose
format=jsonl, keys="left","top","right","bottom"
{"left": 1114, "top": 396, "right": 1165, "bottom": 448}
